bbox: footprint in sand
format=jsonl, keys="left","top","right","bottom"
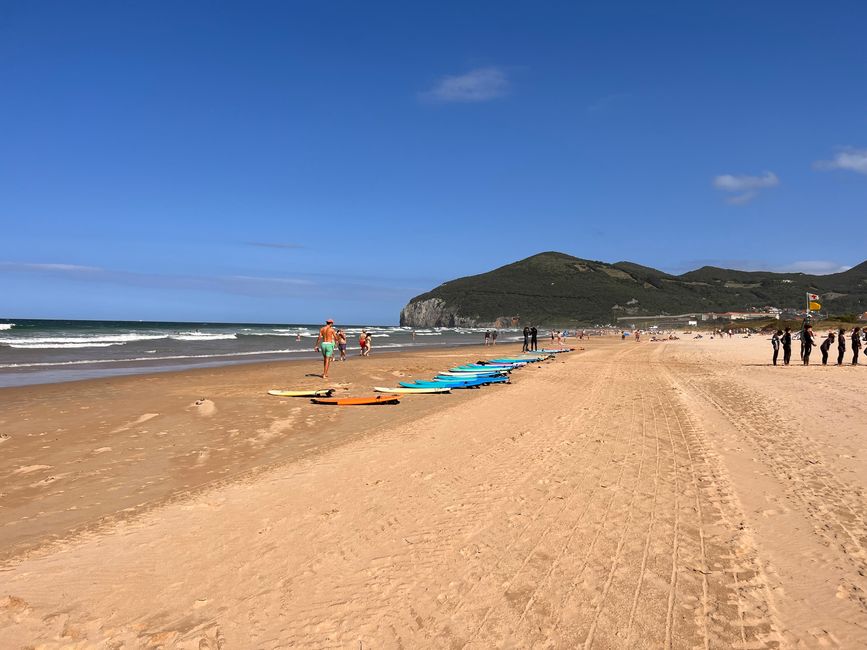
{"left": 111, "top": 413, "right": 159, "bottom": 433}
{"left": 93, "top": 447, "right": 112, "bottom": 454}
{"left": 0, "top": 433, "right": 10, "bottom": 443}
{"left": 13, "top": 464, "right": 52, "bottom": 475}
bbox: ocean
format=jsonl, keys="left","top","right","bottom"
{"left": 0, "top": 319, "right": 520, "bottom": 387}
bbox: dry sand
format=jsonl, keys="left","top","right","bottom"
{"left": 1, "top": 337, "right": 866, "bottom": 648}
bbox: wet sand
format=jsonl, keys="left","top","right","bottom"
{"left": 2, "top": 337, "right": 866, "bottom": 648}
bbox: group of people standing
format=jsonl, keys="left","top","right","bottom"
{"left": 483, "top": 329, "right": 498, "bottom": 345}
{"left": 772, "top": 325, "right": 864, "bottom": 366}
{"left": 314, "top": 320, "right": 374, "bottom": 379}
{"left": 522, "top": 326, "right": 539, "bottom": 352}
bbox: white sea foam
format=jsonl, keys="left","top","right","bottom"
{"left": 0, "top": 348, "right": 307, "bottom": 369}
{"left": 0, "top": 333, "right": 169, "bottom": 348}
{"left": 0, "top": 323, "right": 14, "bottom": 330}
{"left": 4, "top": 342, "right": 125, "bottom": 349}
{"left": 170, "top": 333, "right": 237, "bottom": 341}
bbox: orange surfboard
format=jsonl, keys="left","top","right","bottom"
{"left": 311, "top": 395, "right": 400, "bottom": 405}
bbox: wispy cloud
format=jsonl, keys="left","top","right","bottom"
{"left": 1, "top": 261, "right": 422, "bottom": 301}
{"left": 712, "top": 171, "right": 779, "bottom": 205}
{"left": 0, "top": 261, "right": 101, "bottom": 272}
{"left": 813, "top": 147, "right": 867, "bottom": 175}
{"left": 586, "top": 93, "right": 631, "bottom": 113}
{"left": 775, "top": 260, "right": 852, "bottom": 274}
{"left": 229, "top": 275, "right": 313, "bottom": 286}
{"left": 420, "top": 67, "right": 509, "bottom": 103}
{"left": 247, "top": 242, "right": 305, "bottom": 250}
{"left": 672, "top": 258, "right": 851, "bottom": 275}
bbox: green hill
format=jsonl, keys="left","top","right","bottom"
{"left": 399, "top": 252, "right": 867, "bottom": 327}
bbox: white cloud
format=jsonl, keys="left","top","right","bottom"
{"left": 775, "top": 260, "right": 852, "bottom": 274}
{"left": 712, "top": 171, "right": 779, "bottom": 204}
{"left": 814, "top": 147, "right": 867, "bottom": 175}
{"left": 672, "top": 258, "right": 853, "bottom": 275}
{"left": 420, "top": 67, "right": 509, "bottom": 103}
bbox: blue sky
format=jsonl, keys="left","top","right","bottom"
{"left": 2, "top": 1, "right": 866, "bottom": 324}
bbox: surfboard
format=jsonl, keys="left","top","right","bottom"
{"left": 311, "top": 395, "right": 400, "bottom": 405}
{"left": 268, "top": 389, "right": 335, "bottom": 397}
{"left": 374, "top": 386, "right": 451, "bottom": 394}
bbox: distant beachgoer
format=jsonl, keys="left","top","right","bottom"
{"left": 771, "top": 330, "right": 782, "bottom": 365}
{"left": 782, "top": 327, "right": 792, "bottom": 365}
{"left": 522, "top": 326, "right": 530, "bottom": 352}
{"left": 365, "top": 331, "right": 372, "bottom": 355}
{"left": 853, "top": 327, "right": 862, "bottom": 365}
{"left": 802, "top": 325, "right": 816, "bottom": 365}
{"left": 484, "top": 330, "right": 490, "bottom": 345}
{"left": 315, "top": 318, "right": 337, "bottom": 379}
{"left": 820, "top": 332, "right": 835, "bottom": 365}
{"left": 491, "top": 330, "right": 498, "bottom": 345}
{"left": 296, "top": 333, "right": 301, "bottom": 342}
{"left": 411, "top": 330, "right": 416, "bottom": 342}
{"left": 530, "top": 327, "right": 538, "bottom": 351}
{"left": 635, "top": 331, "right": 640, "bottom": 342}
{"left": 837, "top": 328, "right": 846, "bottom": 365}
{"left": 337, "top": 329, "right": 347, "bottom": 361}
{"left": 359, "top": 329, "right": 372, "bottom": 357}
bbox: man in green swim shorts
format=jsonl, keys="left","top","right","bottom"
{"left": 315, "top": 318, "right": 337, "bottom": 379}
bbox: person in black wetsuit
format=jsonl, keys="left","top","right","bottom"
{"left": 853, "top": 327, "right": 862, "bottom": 365}
{"left": 802, "top": 325, "right": 817, "bottom": 365}
{"left": 837, "top": 328, "right": 847, "bottom": 366}
{"left": 771, "top": 330, "right": 782, "bottom": 366}
{"left": 522, "top": 326, "right": 530, "bottom": 352}
{"left": 530, "top": 326, "right": 538, "bottom": 351}
{"left": 820, "top": 332, "right": 835, "bottom": 365}
{"left": 782, "top": 327, "right": 792, "bottom": 365}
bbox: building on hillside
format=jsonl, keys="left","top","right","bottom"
{"left": 700, "top": 311, "right": 780, "bottom": 321}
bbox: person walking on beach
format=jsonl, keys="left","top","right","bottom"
{"left": 852, "top": 327, "right": 862, "bottom": 365}
{"left": 782, "top": 327, "right": 792, "bottom": 365}
{"left": 530, "top": 326, "right": 538, "bottom": 351}
{"left": 315, "top": 318, "right": 338, "bottom": 379}
{"left": 771, "top": 329, "right": 782, "bottom": 366}
{"left": 337, "top": 329, "right": 347, "bottom": 361}
{"left": 837, "top": 328, "right": 847, "bottom": 365}
{"left": 820, "top": 332, "right": 835, "bottom": 366}
{"left": 802, "top": 325, "right": 817, "bottom": 365}
{"left": 491, "top": 329, "right": 498, "bottom": 345}
{"left": 484, "top": 330, "right": 490, "bottom": 346}
{"left": 522, "top": 326, "right": 530, "bottom": 352}
{"left": 359, "top": 329, "right": 372, "bottom": 356}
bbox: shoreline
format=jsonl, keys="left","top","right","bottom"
{"left": 0, "top": 338, "right": 516, "bottom": 389}
{"left": 0, "top": 341, "right": 546, "bottom": 561}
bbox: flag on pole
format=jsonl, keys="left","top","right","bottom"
{"left": 807, "top": 293, "right": 820, "bottom": 300}
{"left": 809, "top": 301, "right": 821, "bottom": 310}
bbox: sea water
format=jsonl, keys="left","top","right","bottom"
{"left": 0, "top": 319, "right": 521, "bottom": 387}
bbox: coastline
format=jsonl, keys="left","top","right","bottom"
{"left": 0, "top": 341, "right": 537, "bottom": 560}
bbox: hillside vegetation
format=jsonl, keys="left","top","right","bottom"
{"left": 400, "top": 252, "right": 867, "bottom": 327}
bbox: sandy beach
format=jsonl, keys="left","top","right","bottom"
{"left": 2, "top": 337, "right": 866, "bottom": 648}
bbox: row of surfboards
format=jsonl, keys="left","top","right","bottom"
{"left": 267, "top": 348, "right": 574, "bottom": 405}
